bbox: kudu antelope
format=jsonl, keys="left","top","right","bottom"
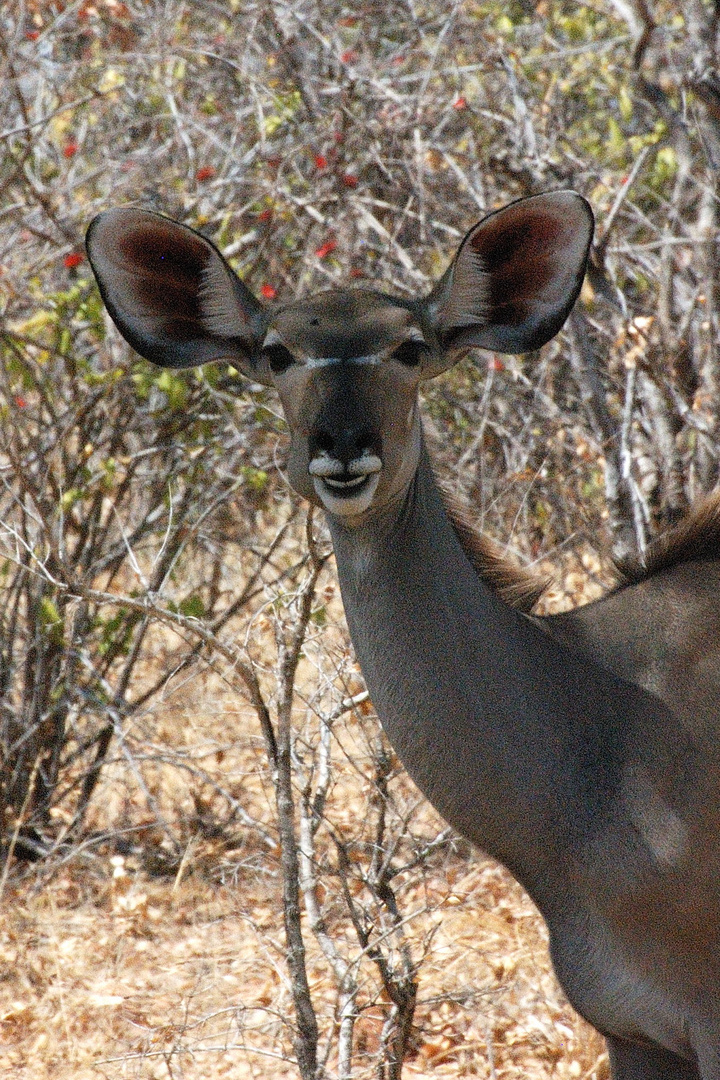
{"left": 86, "top": 191, "right": 720, "bottom": 1079}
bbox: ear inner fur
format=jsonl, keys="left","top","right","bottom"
{"left": 199, "top": 258, "right": 257, "bottom": 339}
{"left": 86, "top": 208, "right": 268, "bottom": 374}
{"left": 428, "top": 191, "right": 594, "bottom": 355}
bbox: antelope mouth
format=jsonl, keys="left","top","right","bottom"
{"left": 323, "top": 473, "right": 370, "bottom": 492}
{"left": 309, "top": 452, "right": 382, "bottom": 516}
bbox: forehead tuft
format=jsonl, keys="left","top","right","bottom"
{"left": 272, "top": 289, "right": 417, "bottom": 359}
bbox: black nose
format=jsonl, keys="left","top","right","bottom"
{"left": 310, "top": 424, "right": 376, "bottom": 466}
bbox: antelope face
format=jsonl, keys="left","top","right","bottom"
{"left": 260, "top": 291, "right": 427, "bottom": 518}
{"left": 85, "top": 192, "right": 594, "bottom": 523}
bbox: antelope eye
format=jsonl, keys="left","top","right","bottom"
{"left": 391, "top": 340, "right": 427, "bottom": 367}
{"left": 264, "top": 343, "right": 295, "bottom": 373}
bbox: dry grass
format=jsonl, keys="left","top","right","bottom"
{"left": 1, "top": 786, "right": 608, "bottom": 1080}
{"left": 1, "top": 586, "right": 609, "bottom": 1079}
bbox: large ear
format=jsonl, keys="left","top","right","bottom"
{"left": 426, "top": 190, "right": 593, "bottom": 366}
{"left": 85, "top": 208, "right": 271, "bottom": 382}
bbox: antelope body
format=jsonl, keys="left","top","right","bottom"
{"left": 87, "top": 192, "right": 720, "bottom": 1079}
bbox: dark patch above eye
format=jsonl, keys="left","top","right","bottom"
{"left": 391, "top": 340, "right": 427, "bottom": 366}
{"left": 264, "top": 343, "right": 295, "bottom": 373}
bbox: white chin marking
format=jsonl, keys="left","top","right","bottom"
{"left": 313, "top": 472, "right": 381, "bottom": 517}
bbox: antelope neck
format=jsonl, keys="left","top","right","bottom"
{"left": 326, "top": 444, "right": 628, "bottom": 903}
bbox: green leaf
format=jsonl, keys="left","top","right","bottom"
{"left": 618, "top": 86, "right": 633, "bottom": 122}
{"left": 39, "top": 598, "right": 64, "bottom": 645}
{"left": 156, "top": 369, "right": 190, "bottom": 410}
{"left": 61, "top": 488, "right": 84, "bottom": 510}
{"left": 241, "top": 466, "right": 269, "bottom": 494}
{"left": 179, "top": 595, "right": 205, "bottom": 619}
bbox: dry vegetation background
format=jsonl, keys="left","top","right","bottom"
{"left": 1, "top": 0, "right": 719, "bottom": 1077}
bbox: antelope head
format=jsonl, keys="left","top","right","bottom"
{"left": 86, "top": 192, "right": 593, "bottom": 521}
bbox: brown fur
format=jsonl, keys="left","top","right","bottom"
{"left": 614, "top": 490, "right": 720, "bottom": 588}
{"left": 440, "top": 488, "right": 550, "bottom": 614}
{"left": 444, "top": 486, "right": 720, "bottom": 612}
